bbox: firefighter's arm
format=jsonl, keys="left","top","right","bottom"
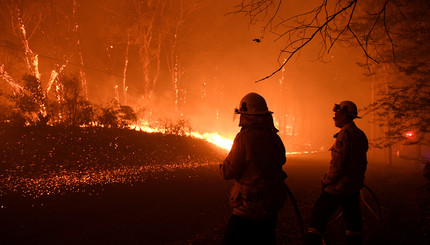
{"left": 220, "top": 135, "right": 246, "bottom": 180}
{"left": 322, "top": 130, "right": 349, "bottom": 187}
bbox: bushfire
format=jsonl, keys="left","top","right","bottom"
{"left": 130, "top": 121, "right": 233, "bottom": 151}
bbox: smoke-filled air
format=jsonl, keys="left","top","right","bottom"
{"left": 0, "top": 0, "right": 429, "bottom": 244}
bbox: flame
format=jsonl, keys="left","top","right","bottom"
{"left": 0, "top": 65, "right": 25, "bottom": 92}
{"left": 190, "top": 132, "right": 233, "bottom": 151}
{"left": 47, "top": 62, "right": 68, "bottom": 94}
{"left": 129, "top": 121, "right": 232, "bottom": 151}
{"left": 18, "top": 17, "right": 40, "bottom": 79}
{"left": 128, "top": 120, "right": 326, "bottom": 155}
{"left": 286, "top": 150, "right": 320, "bottom": 155}
{"left": 128, "top": 120, "right": 322, "bottom": 154}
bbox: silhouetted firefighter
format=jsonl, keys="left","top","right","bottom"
{"left": 220, "top": 92, "right": 288, "bottom": 245}
{"left": 306, "top": 101, "right": 369, "bottom": 245}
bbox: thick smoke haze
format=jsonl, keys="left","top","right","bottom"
{"left": 0, "top": 0, "right": 374, "bottom": 153}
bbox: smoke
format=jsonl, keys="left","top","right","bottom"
{"left": 0, "top": 0, "right": 374, "bottom": 153}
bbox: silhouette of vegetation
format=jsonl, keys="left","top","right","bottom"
{"left": 10, "top": 74, "right": 47, "bottom": 125}
{"left": 0, "top": 74, "right": 143, "bottom": 130}
{"left": 159, "top": 118, "right": 192, "bottom": 136}
{"left": 235, "top": 0, "right": 430, "bottom": 163}
{"left": 1, "top": 74, "right": 195, "bottom": 138}
{"left": 360, "top": 0, "right": 430, "bottom": 160}
{"left": 45, "top": 75, "right": 95, "bottom": 127}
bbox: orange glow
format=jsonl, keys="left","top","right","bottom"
{"left": 129, "top": 120, "right": 233, "bottom": 151}
{"left": 128, "top": 120, "right": 323, "bottom": 154}
{"left": 0, "top": 0, "right": 374, "bottom": 157}
{"left": 18, "top": 18, "right": 40, "bottom": 79}
{"left": 404, "top": 131, "right": 414, "bottom": 138}
{"left": 190, "top": 132, "right": 233, "bottom": 151}
{"left": 286, "top": 150, "right": 320, "bottom": 155}
{"left": 47, "top": 62, "right": 68, "bottom": 94}
{"left": 0, "top": 65, "right": 25, "bottom": 92}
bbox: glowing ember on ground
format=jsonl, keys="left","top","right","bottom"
{"left": 0, "top": 122, "right": 320, "bottom": 201}
{"left": 0, "top": 162, "right": 216, "bottom": 200}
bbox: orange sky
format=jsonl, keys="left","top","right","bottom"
{"left": 0, "top": 0, "right": 375, "bottom": 152}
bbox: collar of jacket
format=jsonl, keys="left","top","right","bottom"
{"left": 333, "top": 121, "right": 356, "bottom": 138}
{"left": 239, "top": 114, "right": 279, "bottom": 132}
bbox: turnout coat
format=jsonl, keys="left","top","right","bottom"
{"left": 220, "top": 114, "right": 287, "bottom": 220}
{"left": 322, "top": 122, "right": 369, "bottom": 195}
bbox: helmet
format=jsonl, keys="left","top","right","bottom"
{"left": 235, "top": 92, "right": 273, "bottom": 115}
{"left": 333, "top": 101, "right": 360, "bottom": 118}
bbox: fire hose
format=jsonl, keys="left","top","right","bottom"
{"left": 285, "top": 184, "right": 383, "bottom": 245}
{"left": 327, "top": 184, "right": 383, "bottom": 228}
{"left": 285, "top": 183, "right": 306, "bottom": 243}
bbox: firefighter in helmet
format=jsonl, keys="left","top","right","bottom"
{"left": 220, "top": 92, "right": 288, "bottom": 245}
{"left": 306, "top": 101, "right": 369, "bottom": 245}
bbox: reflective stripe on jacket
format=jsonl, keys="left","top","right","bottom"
{"left": 322, "top": 122, "right": 368, "bottom": 194}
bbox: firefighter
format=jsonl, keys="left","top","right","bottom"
{"left": 306, "top": 101, "right": 369, "bottom": 245}
{"left": 220, "top": 92, "right": 288, "bottom": 245}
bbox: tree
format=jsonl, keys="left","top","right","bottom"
{"left": 234, "top": 0, "right": 430, "bottom": 160}
{"left": 95, "top": 100, "right": 137, "bottom": 128}
{"left": 56, "top": 75, "right": 94, "bottom": 126}
{"left": 9, "top": 74, "right": 46, "bottom": 125}
{"left": 97, "top": 0, "right": 170, "bottom": 108}
{"left": 119, "top": 105, "right": 138, "bottom": 125}
{"left": 0, "top": 0, "right": 85, "bottom": 107}
{"left": 164, "top": 0, "right": 204, "bottom": 114}
{"left": 361, "top": 0, "right": 430, "bottom": 161}
{"left": 232, "top": 0, "right": 401, "bottom": 82}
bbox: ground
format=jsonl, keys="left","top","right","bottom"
{"left": 0, "top": 126, "right": 428, "bottom": 244}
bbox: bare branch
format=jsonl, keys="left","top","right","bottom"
{"left": 347, "top": 25, "right": 379, "bottom": 64}
{"left": 233, "top": 0, "right": 405, "bottom": 82}
{"left": 256, "top": 0, "right": 357, "bottom": 82}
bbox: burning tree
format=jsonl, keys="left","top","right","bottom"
{"left": 0, "top": 0, "right": 88, "bottom": 118}
{"left": 97, "top": 0, "right": 170, "bottom": 109}
{"left": 97, "top": 0, "right": 201, "bottom": 116}
{"left": 164, "top": 0, "right": 205, "bottom": 115}
{"left": 48, "top": 75, "right": 94, "bottom": 126}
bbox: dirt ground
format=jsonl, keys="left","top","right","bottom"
{"left": 0, "top": 127, "right": 429, "bottom": 244}
{"left": 1, "top": 157, "right": 428, "bottom": 245}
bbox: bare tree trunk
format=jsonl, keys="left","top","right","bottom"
{"left": 122, "top": 33, "right": 130, "bottom": 105}
{"left": 383, "top": 64, "right": 393, "bottom": 165}
{"left": 46, "top": 62, "right": 68, "bottom": 95}
{"left": 72, "top": 0, "right": 88, "bottom": 100}
{"left": 135, "top": 0, "right": 166, "bottom": 110}
{"left": 165, "top": 0, "right": 202, "bottom": 115}
{"left": 278, "top": 61, "right": 286, "bottom": 136}
{"left": 16, "top": 14, "right": 41, "bottom": 80}
{"left": 0, "top": 65, "right": 24, "bottom": 92}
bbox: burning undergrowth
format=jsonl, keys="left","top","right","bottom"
{"left": 0, "top": 125, "right": 227, "bottom": 199}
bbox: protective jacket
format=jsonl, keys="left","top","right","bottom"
{"left": 221, "top": 114, "right": 287, "bottom": 220}
{"left": 322, "top": 122, "right": 368, "bottom": 195}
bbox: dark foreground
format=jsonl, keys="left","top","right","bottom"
{"left": 0, "top": 127, "right": 429, "bottom": 244}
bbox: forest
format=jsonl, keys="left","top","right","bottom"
{"left": 0, "top": 0, "right": 429, "bottom": 244}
